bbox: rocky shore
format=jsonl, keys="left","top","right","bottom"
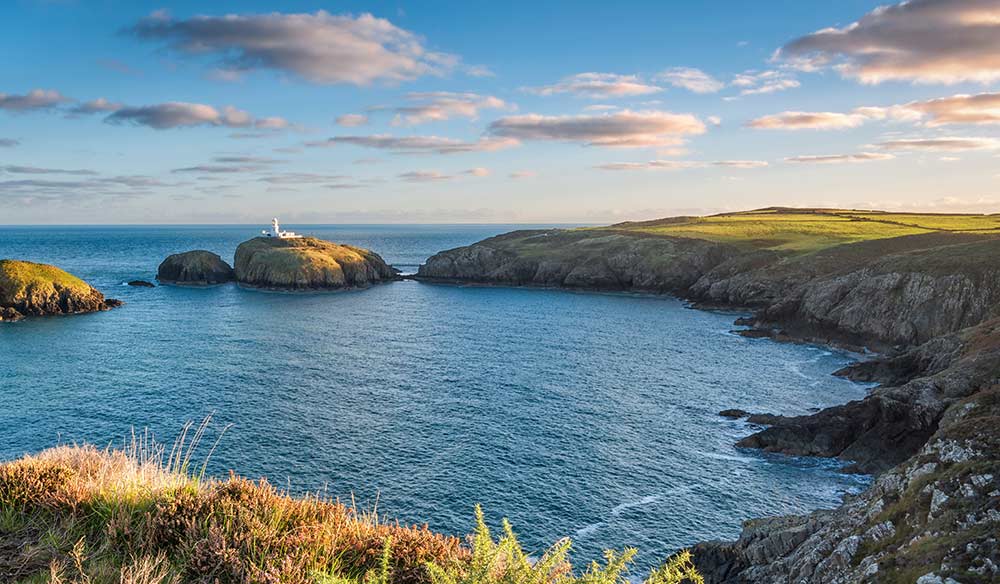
{"left": 416, "top": 221, "right": 1000, "bottom": 582}
{"left": 0, "top": 259, "right": 121, "bottom": 321}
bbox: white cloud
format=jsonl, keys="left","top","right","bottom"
{"left": 777, "top": 0, "right": 1000, "bottom": 84}
{"left": 130, "top": 10, "right": 460, "bottom": 85}
{"left": 731, "top": 70, "right": 799, "bottom": 96}
{"left": 489, "top": 110, "right": 705, "bottom": 148}
{"left": 525, "top": 73, "right": 662, "bottom": 98}
{"left": 656, "top": 67, "right": 724, "bottom": 94}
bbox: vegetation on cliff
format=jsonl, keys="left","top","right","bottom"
{"left": 0, "top": 259, "right": 121, "bottom": 321}
{"left": 0, "top": 422, "right": 702, "bottom": 584}
{"left": 156, "top": 251, "right": 235, "bottom": 285}
{"left": 234, "top": 237, "right": 398, "bottom": 290}
{"left": 607, "top": 208, "right": 1000, "bottom": 253}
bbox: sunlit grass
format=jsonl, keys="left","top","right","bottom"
{"left": 0, "top": 419, "right": 702, "bottom": 583}
{"left": 600, "top": 208, "right": 1000, "bottom": 253}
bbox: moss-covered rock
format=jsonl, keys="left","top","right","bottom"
{"left": 0, "top": 259, "right": 121, "bottom": 321}
{"left": 157, "top": 250, "right": 235, "bottom": 285}
{"left": 234, "top": 237, "right": 398, "bottom": 290}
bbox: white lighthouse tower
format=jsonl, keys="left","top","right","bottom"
{"left": 262, "top": 217, "right": 302, "bottom": 239}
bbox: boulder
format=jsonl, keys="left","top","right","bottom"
{"left": 0, "top": 259, "right": 121, "bottom": 321}
{"left": 127, "top": 280, "right": 155, "bottom": 288}
{"left": 157, "top": 251, "right": 235, "bottom": 285}
{"left": 234, "top": 237, "right": 398, "bottom": 290}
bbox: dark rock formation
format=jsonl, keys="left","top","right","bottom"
{"left": 719, "top": 409, "right": 750, "bottom": 419}
{"left": 0, "top": 259, "right": 121, "bottom": 321}
{"left": 157, "top": 251, "right": 235, "bottom": 285}
{"left": 127, "top": 280, "right": 155, "bottom": 288}
{"left": 234, "top": 237, "right": 398, "bottom": 290}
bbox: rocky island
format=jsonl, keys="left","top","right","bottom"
{"left": 418, "top": 208, "right": 1000, "bottom": 583}
{"left": 234, "top": 236, "right": 399, "bottom": 290}
{"left": 0, "top": 259, "right": 122, "bottom": 321}
{"left": 156, "top": 250, "right": 236, "bottom": 285}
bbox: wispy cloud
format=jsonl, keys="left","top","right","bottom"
{"left": 873, "top": 137, "right": 1000, "bottom": 152}
{"left": 68, "top": 98, "right": 123, "bottom": 115}
{"left": 784, "top": 152, "right": 895, "bottom": 164}
{"left": 106, "top": 102, "right": 290, "bottom": 130}
{"left": 656, "top": 67, "right": 724, "bottom": 94}
{"left": 0, "top": 139, "right": 20, "bottom": 148}
{"left": 388, "top": 92, "right": 509, "bottom": 125}
{"left": 0, "top": 89, "right": 71, "bottom": 112}
{"left": 398, "top": 168, "right": 490, "bottom": 182}
{"left": 489, "top": 110, "right": 705, "bottom": 148}
{"left": 595, "top": 159, "right": 767, "bottom": 171}
{"left": 129, "top": 10, "right": 460, "bottom": 85}
{"left": 1, "top": 165, "right": 98, "bottom": 175}
{"left": 747, "top": 111, "right": 869, "bottom": 130}
{"left": 730, "top": 70, "right": 799, "bottom": 96}
{"left": 336, "top": 114, "right": 369, "bottom": 127}
{"left": 777, "top": 0, "right": 1000, "bottom": 84}
{"left": 306, "top": 134, "right": 518, "bottom": 155}
{"left": 525, "top": 73, "right": 661, "bottom": 98}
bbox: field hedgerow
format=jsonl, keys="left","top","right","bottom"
{"left": 0, "top": 419, "right": 702, "bottom": 584}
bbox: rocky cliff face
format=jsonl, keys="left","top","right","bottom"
{"left": 234, "top": 237, "right": 398, "bottom": 290}
{"left": 0, "top": 259, "right": 121, "bottom": 321}
{"left": 416, "top": 227, "right": 1000, "bottom": 583}
{"left": 157, "top": 250, "right": 235, "bottom": 285}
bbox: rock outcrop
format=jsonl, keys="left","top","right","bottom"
{"left": 416, "top": 224, "right": 1000, "bottom": 583}
{"left": 234, "top": 237, "right": 398, "bottom": 290}
{"left": 157, "top": 251, "right": 235, "bottom": 285}
{"left": 0, "top": 259, "right": 122, "bottom": 321}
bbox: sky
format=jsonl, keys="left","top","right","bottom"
{"left": 2, "top": 0, "right": 1000, "bottom": 224}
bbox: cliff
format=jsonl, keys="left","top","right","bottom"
{"left": 234, "top": 236, "right": 399, "bottom": 290}
{"left": 415, "top": 209, "right": 1000, "bottom": 582}
{"left": 157, "top": 250, "right": 235, "bottom": 285}
{"left": 0, "top": 259, "right": 121, "bottom": 321}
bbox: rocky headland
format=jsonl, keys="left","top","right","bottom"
{"left": 156, "top": 250, "right": 236, "bottom": 285}
{"left": 234, "top": 236, "right": 399, "bottom": 290}
{"left": 0, "top": 259, "right": 122, "bottom": 321}
{"left": 416, "top": 209, "right": 1000, "bottom": 582}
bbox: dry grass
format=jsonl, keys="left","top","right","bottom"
{"left": 0, "top": 420, "right": 701, "bottom": 584}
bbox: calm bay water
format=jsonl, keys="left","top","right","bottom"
{"left": 0, "top": 225, "right": 870, "bottom": 572}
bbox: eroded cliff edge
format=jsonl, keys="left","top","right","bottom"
{"left": 416, "top": 223, "right": 1000, "bottom": 582}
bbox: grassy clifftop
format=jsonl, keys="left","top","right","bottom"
{"left": 0, "top": 426, "right": 702, "bottom": 584}
{"left": 604, "top": 208, "right": 1000, "bottom": 253}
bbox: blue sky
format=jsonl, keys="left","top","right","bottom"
{"left": 2, "top": 0, "right": 1000, "bottom": 224}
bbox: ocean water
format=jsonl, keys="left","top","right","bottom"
{"left": 0, "top": 225, "right": 871, "bottom": 572}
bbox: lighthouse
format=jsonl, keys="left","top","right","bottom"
{"left": 262, "top": 218, "right": 302, "bottom": 239}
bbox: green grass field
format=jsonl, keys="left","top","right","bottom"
{"left": 602, "top": 208, "right": 1000, "bottom": 253}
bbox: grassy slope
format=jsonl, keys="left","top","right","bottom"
{"left": 0, "top": 260, "right": 93, "bottom": 303}
{"left": 0, "top": 429, "right": 702, "bottom": 584}
{"left": 603, "top": 208, "right": 1000, "bottom": 253}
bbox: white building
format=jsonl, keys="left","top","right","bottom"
{"left": 262, "top": 218, "right": 302, "bottom": 239}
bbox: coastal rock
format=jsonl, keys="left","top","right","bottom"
{"left": 0, "top": 259, "right": 121, "bottom": 321}
{"left": 417, "top": 230, "right": 741, "bottom": 293}
{"left": 719, "top": 409, "right": 750, "bottom": 419}
{"left": 234, "top": 237, "right": 398, "bottom": 290}
{"left": 127, "top": 280, "right": 155, "bottom": 288}
{"left": 157, "top": 250, "right": 235, "bottom": 285}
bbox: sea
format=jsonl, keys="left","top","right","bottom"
{"left": 0, "top": 224, "right": 872, "bottom": 573}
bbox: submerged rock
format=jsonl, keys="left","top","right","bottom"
{"left": 234, "top": 236, "right": 398, "bottom": 290}
{"left": 0, "top": 259, "right": 121, "bottom": 321}
{"left": 157, "top": 250, "right": 235, "bottom": 285}
{"left": 127, "top": 280, "right": 155, "bottom": 288}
